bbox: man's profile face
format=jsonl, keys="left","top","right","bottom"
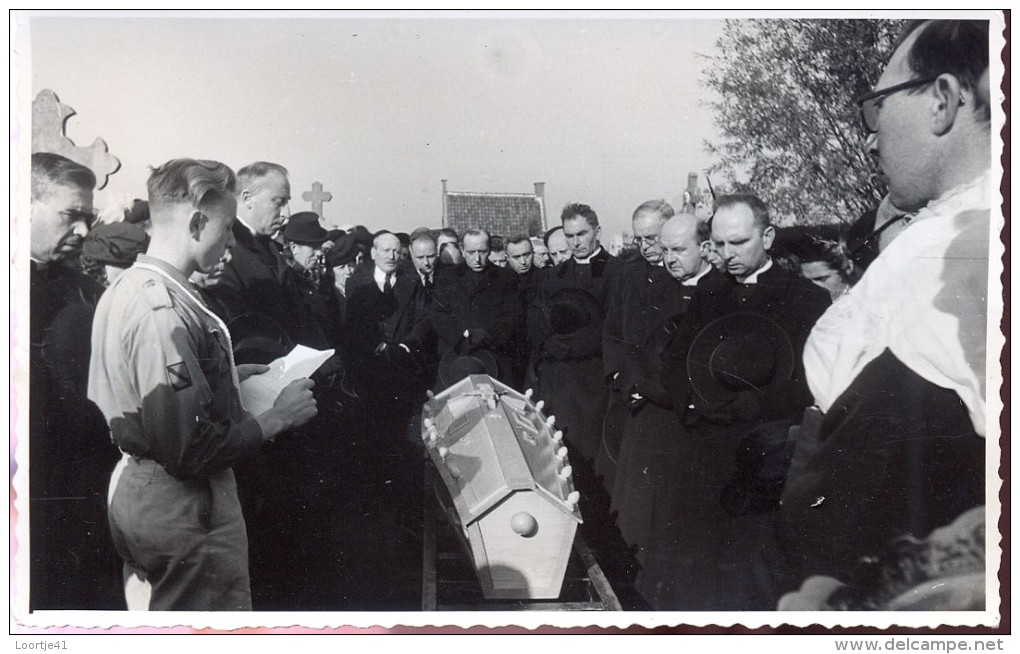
{"left": 531, "top": 241, "right": 550, "bottom": 268}
{"left": 632, "top": 212, "right": 665, "bottom": 265}
{"left": 546, "top": 229, "right": 572, "bottom": 265}
{"left": 244, "top": 171, "right": 291, "bottom": 236}
{"left": 710, "top": 203, "right": 773, "bottom": 280}
{"left": 506, "top": 240, "right": 534, "bottom": 274}
{"left": 866, "top": 25, "right": 933, "bottom": 212}
{"left": 462, "top": 234, "right": 490, "bottom": 272}
{"left": 562, "top": 215, "right": 600, "bottom": 259}
{"left": 30, "top": 182, "right": 94, "bottom": 263}
{"left": 372, "top": 234, "right": 401, "bottom": 274}
{"left": 289, "top": 242, "right": 320, "bottom": 271}
{"left": 660, "top": 222, "right": 705, "bottom": 282}
{"left": 195, "top": 195, "right": 238, "bottom": 274}
{"left": 410, "top": 239, "right": 437, "bottom": 276}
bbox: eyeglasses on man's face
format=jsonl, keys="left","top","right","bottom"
{"left": 632, "top": 235, "right": 660, "bottom": 247}
{"left": 856, "top": 76, "right": 937, "bottom": 133}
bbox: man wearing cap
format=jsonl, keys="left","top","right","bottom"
{"left": 80, "top": 220, "right": 150, "bottom": 286}
{"left": 29, "top": 152, "right": 124, "bottom": 609}
{"left": 778, "top": 20, "right": 991, "bottom": 601}
{"left": 431, "top": 228, "right": 525, "bottom": 389}
{"left": 653, "top": 194, "right": 830, "bottom": 610}
{"left": 282, "top": 212, "right": 340, "bottom": 350}
{"left": 324, "top": 232, "right": 358, "bottom": 322}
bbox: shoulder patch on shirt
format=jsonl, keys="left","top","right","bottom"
{"left": 141, "top": 279, "right": 174, "bottom": 310}
{"left": 166, "top": 361, "right": 193, "bottom": 392}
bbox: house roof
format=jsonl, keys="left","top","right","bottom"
{"left": 445, "top": 191, "right": 545, "bottom": 237}
{"left": 422, "top": 375, "right": 582, "bottom": 527}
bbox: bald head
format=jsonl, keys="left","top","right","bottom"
{"left": 659, "top": 213, "right": 710, "bottom": 282}
{"left": 372, "top": 232, "right": 401, "bottom": 274}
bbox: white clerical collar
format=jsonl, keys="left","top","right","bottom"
{"left": 682, "top": 263, "right": 713, "bottom": 287}
{"left": 574, "top": 246, "right": 603, "bottom": 265}
{"left": 740, "top": 258, "right": 773, "bottom": 284}
{"left": 374, "top": 266, "right": 394, "bottom": 291}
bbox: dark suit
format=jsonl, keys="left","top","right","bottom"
{"left": 30, "top": 263, "right": 124, "bottom": 610}
{"left": 528, "top": 248, "right": 619, "bottom": 465}
{"left": 345, "top": 266, "right": 431, "bottom": 443}
{"left": 662, "top": 264, "right": 831, "bottom": 421}
{"left": 599, "top": 259, "right": 692, "bottom": 498}
{"left": 650, "top": 263, "right": 830, "bottom": 610}
{"left": 345, "top": 266, "right": 430, "bottom": 364}
{"left": 208, "top": 223, "right": 329, "bottom": 352}
{"left": 207, "top": 225, "right": 337, "bottom": 609}
{"left": 430, "top": 262, "right": 524, "bottom": 387}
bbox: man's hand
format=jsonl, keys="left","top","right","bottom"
{"left": 236, "top": 363, "right": 270, "bottom": 383}
{"left": 255, "top": 378, "right": 317, "bottom": 441}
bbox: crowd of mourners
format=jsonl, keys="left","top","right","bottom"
{"left": 27, "top": 19, "right": 991, "bottom": 613}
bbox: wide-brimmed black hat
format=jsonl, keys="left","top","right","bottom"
{"left": 283, "top": 212, "right": 328, "bottom": 246}
{"left": 347, "top": 224, "right": 374, "bottom": 248}
{"left": 687, "top": 312, "right": 794, "bottom": 405}
{"left": 438, "top": 349, "right": 499, "bottom": 389}
{"left": 325, "top": 233, "right": 358, "bottom": 267}
{"left": 228, "top": 312, "right": 295, "bottom": 365}
{"left": 83, "top": 221, "right": 150, "bottom": 267}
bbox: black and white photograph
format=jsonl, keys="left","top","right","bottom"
{"left": 10, "top": 9, "right": 1007, "bottom": 638}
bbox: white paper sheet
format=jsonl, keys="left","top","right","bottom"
{"left": 239, "top": 345, "right": 334, "bottom": 415}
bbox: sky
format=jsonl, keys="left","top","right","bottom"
{"left": 18, "top": 11, "right": 728, "bottom": 238}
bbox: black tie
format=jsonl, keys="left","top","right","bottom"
{"left": 424, "top": 274, "right": 433, "bottom": 291}
{"left": 383, "top": 274, "right": 393, "bottom": 294}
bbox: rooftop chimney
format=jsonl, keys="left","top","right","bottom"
{"left": 534, "top": 182, "right": 547, "bottom": 231}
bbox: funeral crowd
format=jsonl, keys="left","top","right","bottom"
{"left": 27, "top": 20, "right": 991, "bottom": 612}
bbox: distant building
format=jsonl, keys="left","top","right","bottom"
{"left": 441, "top": 180, "right": 547, "bottom": 237}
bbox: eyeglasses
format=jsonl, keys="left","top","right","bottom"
{"left": 856, "top": 77, "right": 937, "bottom": 133}
{"left": 632, "top": 235, "right": 660, "bottom": 247}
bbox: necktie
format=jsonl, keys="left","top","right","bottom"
{"left": 424, "top": 274, "right": 433, "bottom": 291}
{"left": 383, "top": 274, "right": 393, "bottom": 294}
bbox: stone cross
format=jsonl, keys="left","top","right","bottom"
{"left": 302, "top": 181, "right": 333, "bottom": 217}
{"left": 32, "top": 89, "right": 120, "bottom": 190}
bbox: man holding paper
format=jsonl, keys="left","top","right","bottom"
{"left": 88, "top": 158, "right": 318, "bottom": 611}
